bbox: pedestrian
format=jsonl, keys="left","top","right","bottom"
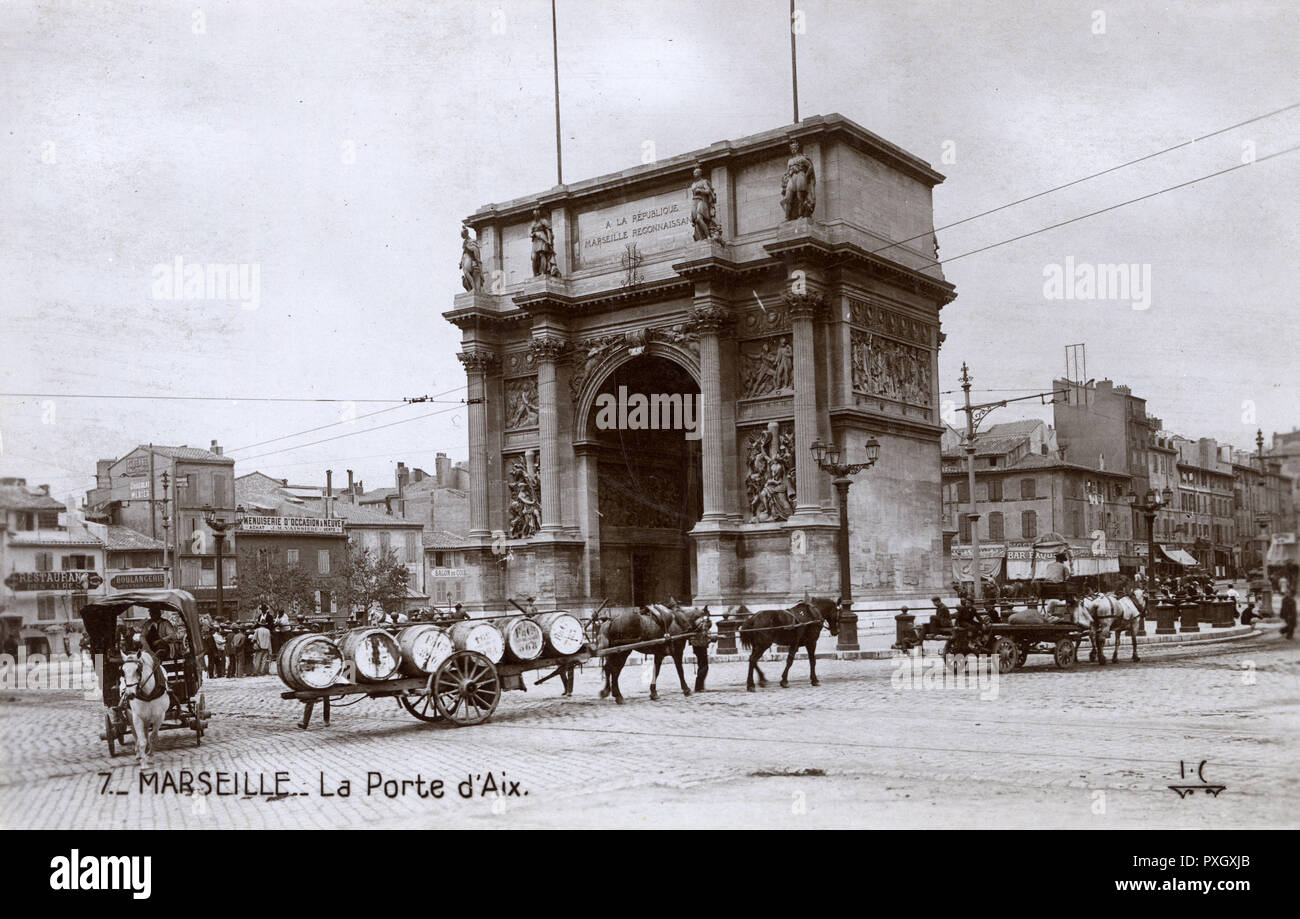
{"left": 228, "top": 627, "right": 246, "bottom": 678}
{"left": 211, "top": 626, "right": 227, "bottom": 678}
{"left": 1281, "top": 592, "right": 1296, "bottom": 641}
{"left": 253, "top": 620, "right": 273, "bottom": 675}
{"left": 689, "top": 609, "right": 712, "bottom": 692}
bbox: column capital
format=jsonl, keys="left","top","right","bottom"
{"left": 457, "top": 349, "right": 499, "bottom": 373}
{"left": 783, "top": 290, "right": 828, "bottom": 321}
{"left": 690, "top": 303, "right": 731, "bottom": 334}
{"left": 528, "top": 335, "right": 568, "bottom": 363}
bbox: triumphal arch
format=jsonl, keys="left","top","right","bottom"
{"left": 447, "top": 114, "right": 957, "bottom": 613}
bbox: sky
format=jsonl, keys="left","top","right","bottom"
{"left": 2, "top": 0, "right": 1298, "bottom": 504}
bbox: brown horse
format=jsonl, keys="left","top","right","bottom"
{"left": 738, "top": 597, "right": 840, "bottom": 691}
{"left": 595, "top": 603, "right": 707, "bottom": 704}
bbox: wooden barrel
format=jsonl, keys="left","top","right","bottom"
{"left": 449, "top": 620, "right": 504, "bottom": 663}
{"left": 497, "top": 616, "right": 544, "bottom": 662}
{"left": 277, "top": 634, "right": 344, "bottom": 691}
{"left": 339, "top": 628, "right": 402, "bottom": 682}
{"left": 533, "top": 612, "right": 585, "bottom": 656}
{"left": 397, "top": 624, "right": 454, "bottom": 676}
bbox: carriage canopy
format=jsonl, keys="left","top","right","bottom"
{"left": 79, "top": 589, "right": 201, "bottom": 654}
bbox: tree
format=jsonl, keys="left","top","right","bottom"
{"left": 337, "top": 543, "right": 411, "bottom": 619}
{"left": 239, "top": 552, "right": 320, "bottom": 618}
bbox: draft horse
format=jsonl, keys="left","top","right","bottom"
{"left": 594, "top": 603, "right": 708, "bottom": 704}
{"left": 738, "top": 596, "right": 840, "bottom": 691}
{"left": 119, "top": 648, "right": 171, "bottom": 767}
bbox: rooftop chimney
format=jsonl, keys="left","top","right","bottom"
{"left": 210, "top": 439, "right": 223, "bottom": 455}
{"left": 347, "top": 469, "right": 355, "bottom": 496}
{"left": 326, "top": 469, "right": 333, "bottom": 518}
{"left": 39, "top": 484, "right": 50, "bottom": 495}
{"left": 436, "top": 452, "right": 451, "bottom": 486}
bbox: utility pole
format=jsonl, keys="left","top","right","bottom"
{"left": 789, "top": 0, "right": 799, "bottom": 123}
{"left": 956, "top": 363, "right": 1069, "bottom": 603}
{"left": 961, "top": 364, "right": 982, "bottom": 601}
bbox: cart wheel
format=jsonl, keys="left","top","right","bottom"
{"left": 432, "top": 651, "right": 500, "bottom": 726}
{"left": 1054, "top": 639, "right": 1077, "bottom": 670}
{"left": 994, "top": 637, "right": 1018, "bottom": 674}
{"left": 105, "top": 712, "right": 117, "bottom": 758}
{"left": 399, "top": 681, "right": 444, "bottom": 723}
{"left": 1017, "top": 643, "right": 1029, "bottom": 669}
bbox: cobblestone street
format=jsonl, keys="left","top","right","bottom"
{"left": 2, "top": 628, "right": 1296, "bottom": 829}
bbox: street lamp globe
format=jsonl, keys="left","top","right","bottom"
{"left": 810, "top": 439, "right": 826, "bottom": 466}
{"left": 826, "top": 441, "right": 842, "bottom": 466}
{"left": 1161, "top": 485, "right": 1173, "bottom": 506}
{"left": 865, "top": 436, "right": 881, "bottom": 465}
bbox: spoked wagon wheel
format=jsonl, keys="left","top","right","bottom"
{"left": 399, "top": 681, "right": 443, "bottom": 723}
{"left": 105, "top": 712, "right": 117, "bottom": 757}
{"left": 192, "top": 692, "right": 207, "bottom": 744}
{"left": 941, "top": 641, "right": 962, "bottom": 673}
{"left": 1054, "top": 639, "right": 1077, "bottom": 670}
{"left": 432, "top": 651, "right": 500, "bottom": 726}
{"left": 993, "top": 637, "right": 1019, "bottom": 674}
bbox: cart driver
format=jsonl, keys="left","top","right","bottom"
{"left": 141, "top": 608, "right": 179, "bottom": 659}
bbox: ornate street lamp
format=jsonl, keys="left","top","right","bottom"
{"left": 1128, "top": 485, "right": 1171, "bottom": 585}
{"left": 810, "top": 435, "right": 881, "bottom": 651}
{"left": 203, "top": 505, "right": 237, "bottom": 622}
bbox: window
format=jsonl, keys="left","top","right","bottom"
{"left": 406, "top": 532, "right": 419, "bottom": 563}
{"left": 37, "top": 596, "right": 57, "bottom": 620}
{"left": 956, "top": 481, "right": 970, "bottom": 504}
{"left": 16, "top": 512, "right": 34, "bottom": 531}
{"left": 318, "top": 549, "right": 330, "bottom": 574}
{"left": 379, "top": 532, "right": 391, "bottom": 556}
{"left": 181, "top": 558, "right": 200, "bottom": 586}
{"left": 988, "top": 512, "right": 1004, "bottom": 541}
{"left": 1022, "top": 510, "right": 1037, "bottom": 539}
{"left": 1020, "top": 478, "right": 1036, "bottom": 500}
{"left": 200, "top": 556, "right": 216, "bottom": 587}
{"left": 1070, "top": 510, "right": 1083, "bottom": 537}
{"left": 987, "top": 479, "right": 1003, "bottom": 502}
{"left": 38, "top": 511, "right": 59, "bottom": 529}
{"left": 287, "top": 549, "right": 299, "bottom": 568}
{"left": 35, "top": 552, "right": 53, "bottom": 572}
{"left": 61, "top": 554, "right": 93, "bottom": 570}
{"left": 319, "top": 589, "right": 332, "bottom": 614}
{"left": 958, "top": 515, "right": 971, "bottom": 542}
{"left": 434, "top": 551, "right": 447, "bottom": 567}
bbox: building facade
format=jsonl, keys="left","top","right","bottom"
{"left": 448, "top": 114, "right": 955, "bottom": 612}
{"left": 2, "top": 478, "right": 106, "bottom": 655}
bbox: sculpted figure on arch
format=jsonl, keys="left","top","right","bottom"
{"left": 529, "top": 207, "right": 561, "bottom": 278}
{"left": 780, "top": 137, "right": 816, "bottom": 221}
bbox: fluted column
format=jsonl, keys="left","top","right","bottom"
{"left": 786, "top": 291, "right": 824, "bottom": 513}
{"left": 692, "top": 302, "right": 729, "bottom": 519}
{"left": 530, "top": 336, "right": 566, "bottom": 531}
{"left": 458, "top": 349, "right": 498, "bottom": 536}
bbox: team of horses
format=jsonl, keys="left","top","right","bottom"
{"left": 591, "top": 587, "right": 1150, "bottom": 704}
{"left": 591, "top": 595, "right": 841, "bottom": 703}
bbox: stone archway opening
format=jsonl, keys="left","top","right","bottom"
{"left": 588, "top": 354, "right": 702, "bottom": 606}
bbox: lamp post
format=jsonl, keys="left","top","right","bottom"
{"left": 203, "top": 506, "right": 237, "bottom": 622}
{"left": 1128, "top": 485, "right": 1172, "bottom": 586}
{"left": 810, "top": 435, "right": 881, "bottom": 651}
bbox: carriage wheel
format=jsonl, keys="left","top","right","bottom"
{"left": 1017, "top": 643, "right": 1029, "bottom": 669}
{"left": 432, "top": 651, "right": 500, "bottom": 726}
{"left": 105, "top": 712, "right": 117, "bottom": 758}
{"left": 1054, "top": 639, "right": 1077, "bottom": 670}
{"left": 399, "top": 680, "right": 443, "bottom": 723}
{"left": 994, "top": 637, "right": 1018, "bottom": 674}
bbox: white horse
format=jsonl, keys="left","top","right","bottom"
{"left": 120, "top": 649, "right": 170, "bottom": 767}
{"left": 1077, "top": 592, "right": 1144, "bottom": 664}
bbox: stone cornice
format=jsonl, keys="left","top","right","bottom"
{"left": 765, "top": 236, "right": 956, "bottom": 307}
{"left": 444, "top": 304, "right": 528, "bottom": 331}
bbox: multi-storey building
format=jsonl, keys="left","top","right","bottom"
{"left": 1054, "top": 378, "right": 1154, "bottom": 545}
{"left": 2, "top": 478, "right": 106, "bottom": 656}
{"left": 1171, "top": 437, "right": 1235, "bottom": 577}
{"left": 87, "top": 441, "right": 237, "bottom": 616}
{"left": 941, "top": 422, "right": 1133, "bottom": 580}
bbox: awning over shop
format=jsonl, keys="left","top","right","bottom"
{"left": 1072, "top": 554, "right": 1120, "bottom": 576}
{"left": 951, "top": 544, "right": 1004, "bottom": 582}
{"left": 1005, "top": 545, "right": 1036, "bottom": 580}
{"left": 1158, "top": 545, "right": 1199, "bottom": 567}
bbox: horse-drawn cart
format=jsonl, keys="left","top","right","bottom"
{"left": 281, "top": 646, "right": 592, "bottom": 728}
{"left": 943, "top": 620, "right": 1087, "bottom": 673}
{"left": 81, "top": 589, "right": 210, "bottom": 757}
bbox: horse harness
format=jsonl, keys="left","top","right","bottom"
{"left": 122, "top": 654, "right": 168, "bottom": 703}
